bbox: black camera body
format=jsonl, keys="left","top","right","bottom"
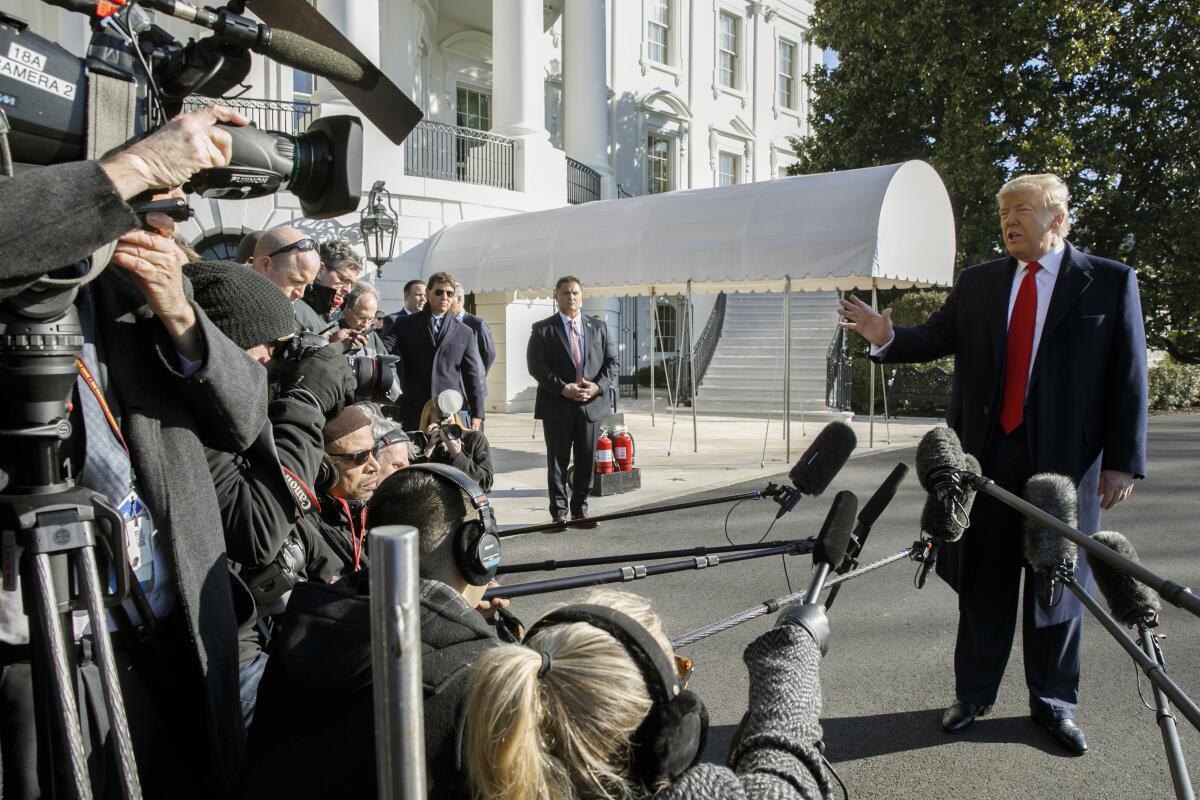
{"left": 0, "top": 10, "right": 362, "bottom": 218}
{"left": 278, "top": 332, "right": 402, "bottom": 406}
{"left": 407, "top": 422, "right": 462, "bottom": 454}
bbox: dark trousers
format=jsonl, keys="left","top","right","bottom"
{"left": 953, "top": 425, "right": 1083, "bottom": 721}
{"left": 543, "top": 414, "right": 598, "bottom": 519}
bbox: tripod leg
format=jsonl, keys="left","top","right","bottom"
{"left": 77, "top": 546, "right": 143, "bottom": 800}
{"left": 1139, "top": 626, "right": 1195, "bottom": 800}
{"left": 28, "top": 551, "right": 91, "bottom": 799}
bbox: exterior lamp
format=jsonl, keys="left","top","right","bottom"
{"left": 359, "top": 179, "right": 399, "bottom": 277}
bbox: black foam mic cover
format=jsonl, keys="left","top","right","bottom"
{"left": 918, "top": 454, "right": 980, "bottom": 542}
{"left": 857, "top": 463, "right": 909, "bottom": 531}
{"left": 1022, "top": 473, "right": 1079, "bottom": 572}
{"left": 813, "top": 490, "right": 858, "bottom": 569}
{"left": 915, "top": 426, "right": 966, "bottom": 491}
{"left": 1091, "top": 531, "right": 1162, "bottom": 627}
{"left": 789, "top": 422, "right": 857, "bottom": 496}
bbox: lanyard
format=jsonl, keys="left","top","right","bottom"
{"left": 76, "top": 356, "right": 129, "bottom": 455}
{"left": 333, "top": 496, "right": 369, "bottom": 572}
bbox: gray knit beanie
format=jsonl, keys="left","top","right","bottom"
{"left": 186, "top": 260, "right": 297, "bottom": 349}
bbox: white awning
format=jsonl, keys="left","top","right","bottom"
{"left": 418, "top": 160, "right": 956, "bottom": 297}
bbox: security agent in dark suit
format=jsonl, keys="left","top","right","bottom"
{"left": 526, "top": 276, "right": 618, "bottom": 527}
{"left": 838, "top": 173, "right": 1148, "bottom": 756}
{"left": 451, "top": 282, "right": 497, "bottom": 373}
{"left": 381, "top": 271, "right": 487, "bottom": 431}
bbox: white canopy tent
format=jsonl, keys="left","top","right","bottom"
{"left": 409, "top": 160, "right": 956, "bottom": 452}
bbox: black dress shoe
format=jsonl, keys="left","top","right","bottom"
{"left": 549, "top": 517, "right": 568, "bottom": 532}
{"left": 1036, "top": 716, "right": 1088, "bottom": 755}
{"left": 942, "top": 700, "right": 992, "bottom": 733}
{"left": 571, "top": 514, "right": 599, "bottom": 529}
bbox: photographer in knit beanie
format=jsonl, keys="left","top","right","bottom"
{"left": 188, "top": 260, "right": 357, "bottom": 724}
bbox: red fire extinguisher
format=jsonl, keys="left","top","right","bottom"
{"left": 612, "top": 426, "right": 635, "bottom": 472}
{"left": 594, "top": 430, "right": 615, "bottom": 475}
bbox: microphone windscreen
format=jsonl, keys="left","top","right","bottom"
{"left": 857, "top": 463, "right": 909, "bottom": 529}
{"left": 814, "top": 490, "right": 858, "bottom": 567}
{"left": 789, "top": 422, "right": 857, "bottom": 496}
{"left": 1021, "top": 473, "right": 1079, "bottom": 571}
{"left": 1092, "top": 531, "right": 1162, "bottom": 627}
{"left": 915, "top": 427, "right": 965, "bottom": 491}
{"left": 262, "top": 29, "right": 369, "bottom": 85}
{"left": 918, "top": 453, "right": 979, "bottom": 543}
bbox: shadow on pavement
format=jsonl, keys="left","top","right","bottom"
{"left": 491, "top": 446, "right": 548, "bottom": 471}
{"left": 822, "top": 709, "right": 1069, "bottom": 761}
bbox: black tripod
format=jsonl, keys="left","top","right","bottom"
{"left": 1, "top": 293, "right": 142, "bottom": 799}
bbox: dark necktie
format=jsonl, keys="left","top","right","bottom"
{"left": 432, "top": 315, "right": 443, "bottom": 339}
{"left": 999, "top": 262, "right": 1042, "bottom": 433}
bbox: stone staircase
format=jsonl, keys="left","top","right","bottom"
{"left": 695, "top": 291, "right": 847, "bottom": 419}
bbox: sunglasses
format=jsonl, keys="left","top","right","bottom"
{"left": 267, "top": 237, "right": 317, "bottom": 258}
{"left": 327, "top": 447, "right": 376, "bottom": 467}
{"left": 431, "top": 288, "right": 456, "bottom": 297}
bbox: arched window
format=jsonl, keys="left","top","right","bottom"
{"left": 192, "top": 232, "right": 244, "bottom": 262}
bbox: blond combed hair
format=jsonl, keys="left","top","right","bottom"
{"left": 466, "top": 590, "right": 673, "bottom": 800}
{"left": 997, "top": 173, "right": 1071, "bottom": 238}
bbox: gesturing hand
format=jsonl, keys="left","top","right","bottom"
{"left": 836, "top": 295, "right": 894, "bottom": 348}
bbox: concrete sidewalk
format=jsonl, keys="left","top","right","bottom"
{"left": 484, "top": 398, "right": 940, "bottom": 526}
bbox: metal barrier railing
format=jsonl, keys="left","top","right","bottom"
{"left": 182, "top": 96, "right": 315, "bottom": 135}
{"left": 566, "top": 157, "right": 601, "bottom": 204}
{"left": 403, "top": 120, "right": 515, "bottom": 190}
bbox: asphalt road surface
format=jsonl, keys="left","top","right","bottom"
{"left": 496, "top": 414, "right": 1200, "bottom": 799}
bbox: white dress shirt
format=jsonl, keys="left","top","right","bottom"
{"left": 871, "top": 241, "right": 1065, "bottom": 384}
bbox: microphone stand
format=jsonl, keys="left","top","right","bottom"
{"left": 483, "top": 542, "right": 805, "bottom": 601}
{"left": 498, "top": 483, "right": 793, "bottom": 538}
{"left": 1054, "top": 564, "right": 1200, "bottom": 735}
{"left": 963, "top": 472, "right": 1200, "bottom": 621}
{"left": 672, "top": 547, "right": 915, "bottom": 649}
{"left": 496, "top": 538, "right": 814, "bottom": 575}
{"left": 1137, "top": 622, "right": 1195, "bottom": 800}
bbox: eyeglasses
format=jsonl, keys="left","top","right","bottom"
{"left": 431, "top": 288, "right": 456, "bottom": 298}
{"left": 327, "top": 447, "right": 376, "bottom": 467}
{"left": 267, "top": 237, "right": 317, "bottom": 258}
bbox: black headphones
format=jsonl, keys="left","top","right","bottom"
{"left": 316, "top": 454, "right": 339, "bottom": 495}
{"left": 405, "top": 463, "right": 501, "bottom": 585}
{"left": 524, "top": 604, "right": 709, "bottom": 790}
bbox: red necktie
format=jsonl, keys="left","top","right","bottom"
{"left": 999, "top": 262, "right": 1042, "bottom": 433}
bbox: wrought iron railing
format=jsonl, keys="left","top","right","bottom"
{"left": 566, "top": 157, "right": 601, "bottom": 204}
{"left": 617, "top": 296, "right": 639, "bottom": 399}
{"left": 677, "top": 292, "right": 727, "bottom": 406}
{"left": 182, "top": 96, "right": 314, "bottom": 135}
{"left": 403, "top": 120, "right": 515, "bottom": 190}
{"left": 826, "top": 326, "right": 853, "bottom": 411}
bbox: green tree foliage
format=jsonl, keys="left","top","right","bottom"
{"left": 794, "top": 1, "right": 1199, "bottom": 362}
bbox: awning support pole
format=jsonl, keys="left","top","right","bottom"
{"left": 649, "top": 292, "right": 657, "bottom": 426}
{"left": 687, "top": 279, "right": 698, "bottom": 453}
{"left": 784, "top": 276, "right": 792, "bottom": 463}
{"left": 869, "top": 281, "right": 877, "bottom": 448}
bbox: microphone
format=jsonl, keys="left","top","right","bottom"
{"left": 775, "top": 421, "right": 857, "bottom": 519}
{"left": 824, "top": 463, "right": 908, "bottom": 610}
{"left": 1022, "top": 473, "right": 1079, "bottom": 602}
{"left": 803, "top": 490, "right": 859, "bottom": 605}
{"left": 255, "top": 28, "right": 369, "bottom": 87}
{"left": 1090, "top": 531, "right": 1162, "bottom": 627}
{"left": 913, "top": 428, "right": 980, "bottom": 587}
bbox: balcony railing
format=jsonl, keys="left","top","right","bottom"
{"left": 182, "top": 97, "right": 314, "bottom": 135}
{"left": 566, "top": 157, "right": 601, "bottom": 204}
{"left": 404, "top": 120, "right": 515, "bottom": 190}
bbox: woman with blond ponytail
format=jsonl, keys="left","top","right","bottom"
{"left": 466, "top": 589, "right": 833, "bottom": 800}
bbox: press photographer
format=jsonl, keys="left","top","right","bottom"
{"left": 414, "top": 390, "right": 495, "bottom": 492}
{"left": 331, "top": 281, "right": 388, "bottom": 357}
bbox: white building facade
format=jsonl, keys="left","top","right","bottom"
{"left": 14, "top": 0, "right": 821, "bottom": 413}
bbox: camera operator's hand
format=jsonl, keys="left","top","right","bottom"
{"left": 100, "top": 105, "right": 248, "bottom": 200}
{"left": 776, "top": 602, "right": 830, "bottom": 657}
{"left": 111, "top": 229, "right": 201, "bottom": 361}
{"left": 428, "top": 424, "right": 463, "bottom": 457}
{"left": 475, "top": 580, "right": 509, "bottom": 620}
{"left": 278, "top": 347, "right": 356, "bottom": 417}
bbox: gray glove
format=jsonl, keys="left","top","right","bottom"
{"left": 776, "top": 602, "right": 830, "bottom": 657}
{"left": 278, "top": 346, "right": 356, "bottom": 418}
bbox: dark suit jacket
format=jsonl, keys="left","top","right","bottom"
{"left": 527, "top": 312, "right": 618, "bottom": 423}
{"left": 459, "top": 312, "right": 497, "bottom": 373}
{"left": 382, "top": 308, "right": 486, "bottom": 429}
{"left": 877, "top": 241, "right": 1148, "bottom": 625}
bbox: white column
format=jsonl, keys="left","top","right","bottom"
{"left": 491, "top": 0, "right": 550, "bottom": 140}
{"left": 563, "top": 0, "right": 614, "bottom": 196}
